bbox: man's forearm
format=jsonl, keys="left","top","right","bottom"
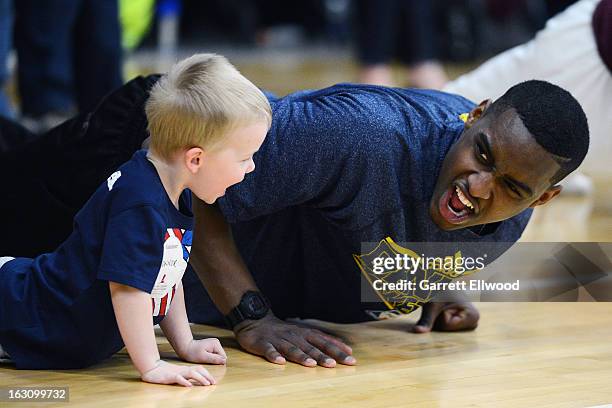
{"left": 189, "top": 198, "right": 260, "bottom": 315}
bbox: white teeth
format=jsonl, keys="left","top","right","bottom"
{"left": 455, "top": 186, "right": 474, "bottom": 210}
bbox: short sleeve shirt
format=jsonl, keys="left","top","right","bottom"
{"left": 0, "top": 150, "right": 193, "bottom": 369}
{"left": 208, "top": 84, "right": 532, "bottom": 322}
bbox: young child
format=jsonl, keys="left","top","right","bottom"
{"left": 0, "top": 54, "right": 271, "bottom": 386}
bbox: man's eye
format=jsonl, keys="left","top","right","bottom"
{"left": 505, "top": 180, "right": 520, "bottom": 196}
{"left": 476, "top": 144, "right": 488, "bottom": 162}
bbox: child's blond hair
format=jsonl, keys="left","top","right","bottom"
{"left": 145, "top": 53, "right": 272, "bottom": 160}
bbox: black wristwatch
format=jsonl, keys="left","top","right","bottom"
{"left": 225, "top": 291, "right": 270, "bottom": 329}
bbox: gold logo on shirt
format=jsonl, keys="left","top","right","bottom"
{"left": 354, "top": 237, "right": 483, "bottom": 314}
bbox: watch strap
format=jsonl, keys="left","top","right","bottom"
{"left": 225, "top": 306, "right": 247, "bottom": 329}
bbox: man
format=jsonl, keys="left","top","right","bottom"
{"left": 0, "top": 76, "right": 589, "bottom": 369}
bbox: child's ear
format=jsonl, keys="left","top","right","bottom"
{"left": 185, "top": 147, "right": 205, "bottom": 174}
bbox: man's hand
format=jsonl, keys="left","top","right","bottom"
{"left": 178, "top": 338, "right": 227, "bottom": 365}
{"left": 234, "top": 313, "right": 357, "bottom": 368}
{"left": 190, "top": 201, "right": 355, "bottom": 368}
{"left": 412, "top": 301, "right": 480, "bottom": 333}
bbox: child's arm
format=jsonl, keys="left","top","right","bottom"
{"left": 159, "top": 282, "right": 227, "bottom": 365}
{"left": 109, "top": 281, "right": 216, "bottom": 386}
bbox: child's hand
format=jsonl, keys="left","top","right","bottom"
{"left": 141, "top": 360, "right": 216, "bottom": 387}
{"left": 179, "top": 338, "right": 227, "bottom": 365}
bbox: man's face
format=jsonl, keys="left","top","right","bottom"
{"left": 430, "top": 105, "right": 563, "bottom": 231}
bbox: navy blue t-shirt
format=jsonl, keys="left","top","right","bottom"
{"left": 184, "top": 84, "right": 532, "bottom": 324}
{"left": 0, "top": 150, "right": 193, "bottom": 369}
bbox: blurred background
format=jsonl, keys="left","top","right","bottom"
{"left": 0, "top": 0, "right": 610, "bottom": 242}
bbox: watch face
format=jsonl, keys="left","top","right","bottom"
{"left": 245, "top": 292, "right": 268, "bottom": 318}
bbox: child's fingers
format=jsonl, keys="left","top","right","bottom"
{"left": 214, "top": 342, "right": 227, "bottom": 359}
{"left": 175, "top": 374, "right": 193, "bottom": 387}
{"left": 201, "top": 351, "right": 226, "bottom": 365}
{"left": 214, "top": 340, "right": 227, "bottom": 359}
{"left": 205, "top": 338, "right": 227, "bottom": 359}
{"left": 198, "top": 367, "right": 217, "bottom": 385}
{"left": 187, "top": 368, "right": 211, "bottom": 386}
{"left": 199, "top": 368, "right": 216, "bottom": 385}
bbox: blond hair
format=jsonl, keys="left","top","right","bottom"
{"left": 145, "top": 53, "right": 272, "bottom": 160}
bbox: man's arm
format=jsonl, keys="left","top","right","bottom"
{"left": 189, "top": 198, "right": 356, "bottom": 368}
{"left": 189, "top": 199, "right": 258, "bottom": 315}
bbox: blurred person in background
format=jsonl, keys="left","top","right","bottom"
{"left": 0, "top": 0, "right": 14, "bottom": 119}
{"left": 354, "top": 0, "right": 449, "bottom": 89}
{"left": 14, "top": 0, "right": 123, "bottom": 133}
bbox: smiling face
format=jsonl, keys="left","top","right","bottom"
{"left": 185, "top": 121, "right": 268, "bottom": 204}
{"left": 429, "top": 103, "right": 563, "bottom": 231}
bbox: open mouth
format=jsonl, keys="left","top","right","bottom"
{"left": 438, "top": 183, "right": 476, "bottom": 225}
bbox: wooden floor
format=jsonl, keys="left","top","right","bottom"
{"left": 2, "top": 303, "right": 612, "bottom": 407}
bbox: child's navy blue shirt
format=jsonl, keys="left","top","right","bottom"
{"left": 0, "top": 150, "right": 193, "bottom": 369}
